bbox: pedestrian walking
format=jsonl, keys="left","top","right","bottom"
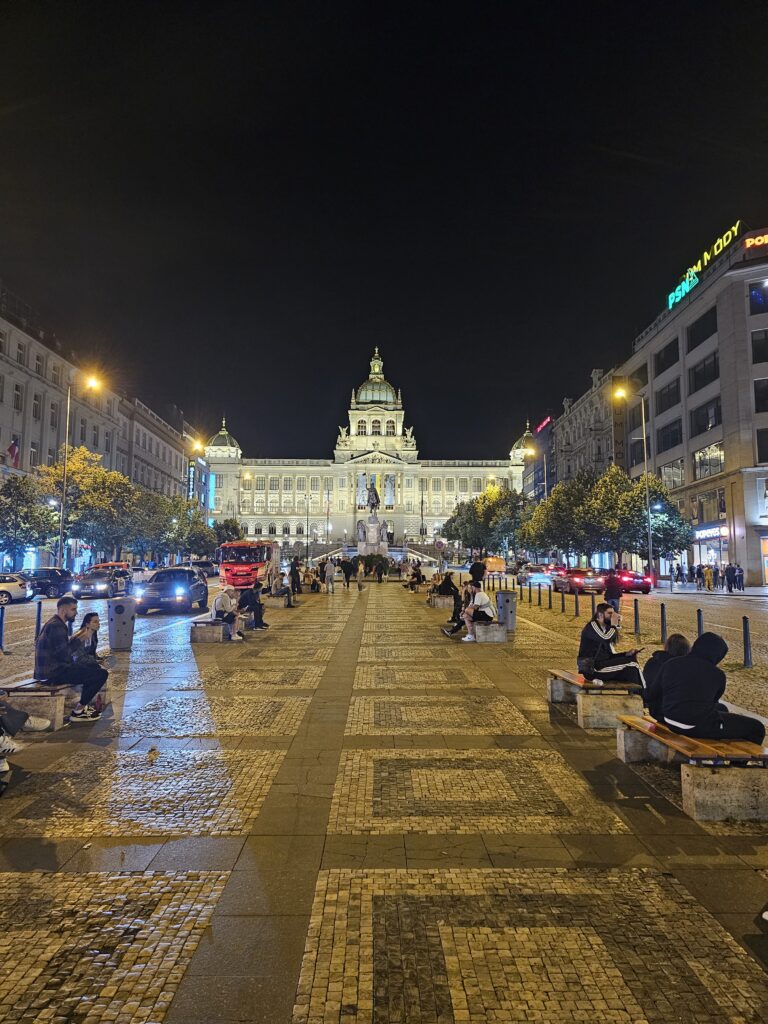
{"left": 340, "top": 557, "right": 353, "bottom": 588}
{"left": 725, "top": 563, "right": 735, "bottom": 594}
{"left": 736, "top": 564, "right": 745, "bottom": 591}
{"left": 289, "top": 556, "right": 302, "bottom": 596}
{"left": 695, "top": 564, "right": 704, "bottom": 591}
{"left": 375, "top": 562, "right": 385, "bottom": 584}
{"left": 703, "top": 565, "right": 713, "bottom": 592}
{"left": 324, "top": 559, "right": 336, "bottom": 594}
{"left": 712, "top": 564, "right": 720, "bottom": 590}
{"left": 603, "top": 568, "right": 623, "bottom": 614}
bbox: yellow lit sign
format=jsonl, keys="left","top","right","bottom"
{"left": 745, "top": 233, "right": 768, "bottom": 249}
{"left": 667, "top": 219, "right": 741, "bottom": 309}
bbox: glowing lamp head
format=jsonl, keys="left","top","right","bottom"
{"left": 614, "top": 387, "right": 627, "bottom": 400}
{"left": 85, "top": 376, "right": 100, "bottom": 391}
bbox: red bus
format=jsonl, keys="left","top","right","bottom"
{"left": 216, "top": 541, "right": 275, "bottom": 589}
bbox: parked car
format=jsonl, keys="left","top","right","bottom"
{"left": 483, "top": 556, "right": 506, "bottom": 576}
{"left": 134, "top": 567, "right": 209, "bottom": 614}
{"left": 131, "top": 566, "right": 152, "bottom": 583}
{"left": 552, "top": 568, "right": 606, "bottom": 594}
{"left": 23, "top": 567, "right": 75, "bottom": 598}
{"left": 71, "top": 568, "right": 130, "bottom": 599}
{"left": 516, "top": 564, "right": 554, "bottom": 587}
{"left": 617, "top": 570, "right": 653, "bottom": 594}
{"left": 190, "top": 559, "right": 219, "bottom": 577}
{"left": 0, "top": 574, "right": 34, "bottom": 605}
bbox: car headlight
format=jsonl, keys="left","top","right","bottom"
{"left": 175, "top": 586, "right": 187, "bottom": 597}
{"left": 135, "top": 588, "right": 144, "bottom": 598}
{"left": 96, "top": 583, "right": 107, "bottom": 590}
{"left": 72, "top": 583, "right": 81, "bottom": 591}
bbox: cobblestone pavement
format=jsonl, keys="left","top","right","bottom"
{"left": 0, "top": 584, "right": 767, "bottom": 1023}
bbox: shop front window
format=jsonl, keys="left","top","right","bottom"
{"left": 693, "top": 442, "right": 725, "bottom": 480}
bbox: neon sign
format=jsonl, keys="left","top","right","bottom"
{"left": 694, "top": 525, "right": 728, "bottom": 540}
{"left": 667, "top": 219, "right": 741, "bottom": 309}
{"left": 745, "top": 233, "right": 768, "bottom": 250}
{"left": 535, "top": 416, "right": 552, "bottom": 434}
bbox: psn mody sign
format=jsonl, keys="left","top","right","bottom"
{"left": 667, "top": 219, "right": 741, "bottom": 309}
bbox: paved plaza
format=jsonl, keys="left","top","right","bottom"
{"left": 0, "top": 584, "right": 767, "bottom": 1022}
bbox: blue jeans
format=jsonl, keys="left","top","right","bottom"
{"left": 606, "top": 597, "right": 620, "bottom": 613}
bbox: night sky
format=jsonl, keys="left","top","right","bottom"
{"left": 2, "top": 1, "right": 767, "bottom": 459}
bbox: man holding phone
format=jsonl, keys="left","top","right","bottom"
{"left": 577, "top": 602, "right": 646, "bottom": 695}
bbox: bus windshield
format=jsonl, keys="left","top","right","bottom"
{"left": 219, "top": 545, "right": 269, "bottom": 564}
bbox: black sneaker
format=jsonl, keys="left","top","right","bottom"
{"left": 70, "top": 705, "right": 101, "bottom": 723}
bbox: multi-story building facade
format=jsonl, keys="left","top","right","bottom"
{"left": 552, "top": 220, "right": 768, "bottom": 584}
{"left": 117, "top": 397, "right": 188, "bottom": 499}
{"left": 521, "top": 415, "right": 556, "bottom": 504}
{"left": 204, "top": 349, "right": 525, "bottom": 551}
{"left": 552, "top": 369, "right": 615, "bottom": 484}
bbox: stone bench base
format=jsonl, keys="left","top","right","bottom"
{"left": 2, "top": 692, "right": 65, "bottom": 731}
{"left": 264, "top": 595, "right": 290, "bottom": 608}
{"left": 681, "top": 764, "right": 768, "bottom": 821}
{"left": 191, "top": 620, "right": 225, "bottom": 643}
{"left": 616, "top": 725, "right": 681, "bottom": 764}
{"left": 576, "top": 691, "right": 644, "bottom": 730}
{"left": 429, "top": 595, "right": 454, "bottom": 610}
{"left": 475, "top": 622, "right": 507, "bottom": 643}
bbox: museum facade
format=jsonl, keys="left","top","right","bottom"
{"left": 205, "top": 349, "right": 525, "bottom": 551}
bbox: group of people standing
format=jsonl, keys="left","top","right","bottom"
{"left": 674, "top": 562, "right": 745, "bottom": 592}
{"left": 577, "top": 603, "right": 765, "bottom": 745}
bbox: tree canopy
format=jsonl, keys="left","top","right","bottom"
{"left": 0, "top": 475, "right": 57, "bottom": 568}
{"left": 443, "top": 485, "right": 529, "bottom": 555}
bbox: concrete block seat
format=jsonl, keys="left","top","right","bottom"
{"left": 428, "top": 594, "right": 454, "bottom": 610}
{"left": 475, "top": 622, "right": 508, "bottom": 643}
{"left": 191, "top": 615, "right": 225, "bottom": 643}
{"left": 264, "top": 595, "right": 291, "bottom": 608}
{"left": 0, "top": 674, "right": 115, "bottom": 731}
{"left": 617, "top": 714, "right": 768, "bottom": 821}
{"left": 546, "top": 668, "right": 644, "bottom": 730}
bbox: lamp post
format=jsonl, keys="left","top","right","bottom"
{"left": 614, "top": 386, "right": 654, "bottom": 585}
{"left": 305, "top": 493, "right": 310, "bottom": 565}
{"left": 58, "top": 375, "right": 100, "bottom": 568}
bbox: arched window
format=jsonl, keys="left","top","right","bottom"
{"left": 357, "top": 420, "right": 367, "bottom": 436}
{"left": 283, "top": 523, "right": 290, "bottom": 535}
{"left": 386, "top": 420, "right": 395, "bottom": 436}
{"left": 254, "top": 525, "right": 262, "bottom": 535}
{"left": 371, "top": 419, "right": 381, "bottom": 436}
{"left": 296, "top": 523, "right": 304, "bottom": 536}
{"left": 268, "top": 523, "right": 276, "bottom": 536}
{"left": 241, "top": 523, "right": 249, "bottom": 535}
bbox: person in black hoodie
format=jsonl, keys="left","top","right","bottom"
{"left": 437, "top": 571, "right": 462, "bottom": 625}
{"left": 644, "top": 634, "right": 690, "bottom": 721}
{"left": 577, "top": 603, "right": 645, "bottom": 691}
{"left": 659, "top": 631, "right": 765, "bottom": 744}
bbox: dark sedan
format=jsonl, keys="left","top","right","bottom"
{"left": 617, "top": 570, "right": 653, "bottom": 594}
{"left": 24, "top": 567, "right": 75, "bottom": 598}
{"left": 72, "top": 568, "right": 130, "bottom": 598}
{"left": 552, "top": 569, "right": 606, "bottom": 594}
{"left": 134, "top": 568, "right": 209, "bottom": 614}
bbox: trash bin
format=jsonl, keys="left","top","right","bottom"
{"left": 496, "top": 590, "right": 517, "bottom": 631}
{"left": 107, "top": 596, "right": 138, "bottom": 651}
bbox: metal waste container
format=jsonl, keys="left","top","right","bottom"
{"left": 496, "top": 590, "right": 517, "bottom": 631}
{"left": 107, "top": 596, "right": 138, "bottom": 651}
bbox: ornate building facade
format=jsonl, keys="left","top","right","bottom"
{"left": 205, "top": 350, "right": 525, "bottom": 550}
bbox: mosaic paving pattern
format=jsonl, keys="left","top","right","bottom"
{"left": 238, "top": 646, "right": 333, "bottom": 662}
{"left": 353, "top": 666, "right": 494, "bottom": 689}
{"left": 0, "top": 870, "right": 226, "bottom": 1024}
{"left": 329, "top": 749, "right": 627, "bottom": 834}
{"left": 358, "top": 646, "right": 468, "bottom": 663}
{"left": 346, "top": 696, "right": 537, "bottom": 735}
{"left": 112, "top": 693, "right": 310, "bottom": 737}
{"left": 0, "top": 748, "right": 284, "bottom": 837}
{"left": 173, "top": 666, "right": 325, "bottom": 690}
{"left": 294, "top": 868, "right": 768, "bottom": 1023}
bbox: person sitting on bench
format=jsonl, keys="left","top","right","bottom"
{"left": 34, "top": 595, "right": 108, "bottom": 722}
{"left": 443, "top": 580, "right": 494, "bottom": 641}
{"left": 211, "top": 586, "right": 244, "bottom": 640}
{"left": 436, "top": 571, "right": 462, "bottom": 625}
{"left": 577, "top": 603, "right": 645, "bottom": 692}
{"left": 644, "top": 633, "right": 690, "bottom": 721}
{"left": 656, "top": 631, "right": 765, "bottom": 744}
{"left": 271, "top": 572, "right": 295, "bottom": 606}
{"left": 238, "top": 582, "right": 268, "bottom": 630}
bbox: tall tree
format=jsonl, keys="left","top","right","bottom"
{"left": 213, "top": 518, "right": 245, "bottom": 545}
{"left": 0, "top": 476, "right": 57, "bottom": 568}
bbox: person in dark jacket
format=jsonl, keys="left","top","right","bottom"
{"left": 644, "top": 634, "right": 690, "bottom": 721}
{"left": 603, "top": 569, "right": 623, "bottom": 613}
{"left": 437, "top": 571, "right": 462, "bottom": 624}
{"left": 238, "top": 582, "right": 268, "bottom": 630}
{"left": 577, "top": 603, "right": 645, "bottom": 691}
{"left": 658, "top": 632, "right": 765, "bottom": 743}
{"left": 469, "top": 559, "right": 486, "bottom": 585}
{"left": 289, "top": 557, "right": 302, "bottom": 596}
{"left": 34, "top": 596, "right": 108, "bottom": 722}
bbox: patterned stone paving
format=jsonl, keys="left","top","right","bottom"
{"left": 111, "top": 693, "right": 310, "bottom": 737}
{"left": 346, "top": 696, "right": 537, "bottom": 735}
{"left": 357, "top": 646, "right": 468, "bottom": 663}
{"left": 172, "top": 666, "right": 325, "bottom": 690}
{"left": 294, "top": 868, "right": 768, "bottom": 1024}
{"left": 0, "top": 748, "right": 284, "bottom": 836}
{"left": 353, "top": 666, "right": 494, "bottom": 689}
{"left": 329, "top": 749, "right": 627, "bottom": 834}
{"left": 238, "top": 646, "right": 333, "bottom": 662}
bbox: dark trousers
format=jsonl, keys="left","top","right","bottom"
{"left": 47, "top": 664, "right": 109, "bottom": 708}
{"left": 668, "top": 711, "right": 765, "bottom": 746}
{"left": 290, "top": 576, "right": 301, "bottom": 595}
{"left": 593, "top": 655, "right": 644, "bottom": 692}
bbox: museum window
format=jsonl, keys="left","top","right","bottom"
{"left": 688, "top": 351, "right": 719, "bottom": 395}
{"left": 79, "top": 418, "right": 87, "bottom": 444}
{"left": 32, "top": 393, "right": 41, "bottom": 420}
{"left": 34, "top": 353, "right": 43, "bottom": 375}
{"left": 310, "top": 476, "right": 320, "bottom": 492}
{"left": 16, "top": 341, "right": 25, "bottom": 366}
{"left": 660, "top": 457, "right": 685, "bottom": 490}
{"left": 656, "top": 418, "right": 682, "bottom": 454}
{"left": 268, "top": 523, "right": 276, "bottom": 535}
{"left": 432, "top": 478, "right": 441, "bottom": 491}
{"left": 445, "top": 479, "right": 454, "bottom": 492}
{"left": 752, "top": 330, "right": 768, "bottom": 364}
{"left": 653, "top": 338, "right": 679, "bottom": 377}
{"left": 472, "top": 477, "right": 482, "bottom": 492}
{"left": 755, "top": 379, "right": 768, "bottom": 414}
{"left": 690, "top": 397, "right": 722, "bottom": 437}
{"left": 693, "top": 442, "right": 725, "bottom": 479}
{"left": 92, "top": 425, "right": 99, "bottom": 448}
{"left": 269, "top": 476, "right": 279, "bottom": 491}
{"left": 253, "top": 525, "right": 262, "bottom": 535}
{"left": 283, "top": 477, "right": 292, "bottom": 491}
{"left": 51, "top": 363, "right": 61, "bottom": 386}
{"left": 283, "top": 523, "right": 290, "bottom": 535}
{"left": 386, "top": 420, "right": 395, "bottom": 436}
{"left": 404, "top": 477, "right": 413, "bottom": 489}
{"left": 29, "top": 441, "right": 39, "bottom": 467}
{"left": 749, "top": 280, "right": 768, "bottom": 315}
{"left": 295, "top": 476, "right": 305, "bottom": 492}
{"left": 296, "top": 524, "right": 303, "bottom": 535}
{"left": 255, "top": 476, "right": 265, "bottom": 491}
{"left": 357, "top": 420, "right": 367, "bottom": 435}
{"left": 323, "top": 477, "right": 332, "bottom": 491}
{"left": 686, "top": 305, "right": 717, "bottom": 353}
{"left": 405, "top": 500, "right": 413, "bottom": 512}
{"left": 654, "top": 378, "right": 680, "bottom": 416}
{"left": 459, "top": 478, "right": 468, "bottom": 493}
{"left": 371, "top": 419, "right": 381, "bottom": 435}
{"left": 241, "top": 477, "right": 252, "bottom": 490}
{"left": 630, "top": 439, "right": 645, "bottom": 467}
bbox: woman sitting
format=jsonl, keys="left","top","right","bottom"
{"left": 577, "top": 603, "right": 645, "bottom": 693}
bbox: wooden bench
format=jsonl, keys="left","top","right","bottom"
{"left": 617, "top": 714, "right": 768, "bottom": 821}
{"left": 547, "top": 668, "right": 643, "bottom": 730}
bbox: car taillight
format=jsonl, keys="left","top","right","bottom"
{"left": 620, "top": 575, "right": 630, "bottom": 581}
{"left": 573, "top": 576, "right": 582, "bottom": 584}
{"left": 644, "top": 576, "right": 652, "bottom": 583}
{"left": 595, "top": 577, "right": 604, "bottom": 583}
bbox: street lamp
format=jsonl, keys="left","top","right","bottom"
{"left": 58, "top": 374, "right": 101, "bottom": 567}
{"left": 305, "top": 493, "right": 310, "bottom": 565}
{"left": 614, "top": 386, "right": 654, "bottom": 584}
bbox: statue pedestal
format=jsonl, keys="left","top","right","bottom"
{"left": 357, "top": 515, "right": 388, "bottom": 556}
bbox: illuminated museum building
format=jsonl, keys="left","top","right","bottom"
{"left": 205, "top": 349, "right": 525, "bottom": 549}
{"left": 553, "top": 221, "right": 768, "bottom": 584}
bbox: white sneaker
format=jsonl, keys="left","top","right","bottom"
{"left": 0, "top": 759, "right": 9, "bottom": 772}
{"left": 462, "top": 635, "right": 476, "bottom": 642}
{"left": 22, "top": 715, "right": 51, "bottom": 732}
{"left": 0, "top": 735, "right": 25, "bottom": 755}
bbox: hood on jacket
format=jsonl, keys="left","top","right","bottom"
{"left": 690, "top": 632, "right": 728, "bottom": 664}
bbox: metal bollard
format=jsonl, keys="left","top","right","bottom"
{"left": 660, "top": 602, "right": 667, "bottom": 645}
{"left": 35, "top": 600, "right": 42, "bottom": 640}
{"left": 519, "top": 582, "right": 523, "bottom": 601}
{"left": 633, "top": 598, "right": 640, "bottom": 638}
{"left": 537, "top": 583, "right": 542, "bottom": 606}
{"left": 528, "top": 582, "right": 532, "bottom": 604}
{"left": 0, "top": 605, "right": 4, "bottom": 651}
{"left": 743, "top": 616, "right": 753, "bottom": 668}
{"left": 574, "top": 590, "right": 580, "bottom": 616}
{"left": 590, "top": 592, "right": 596, "bottom": 617}
{"left": 560, "top": 587, "right": 565, "bottom": 613}
{"left": 548, "top": 584, "right": 552, "bottom": 609}
{"left": 696, "top": 608, "right": 703, "bottom": 637}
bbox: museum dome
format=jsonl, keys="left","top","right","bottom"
{"left": 356, "top": 348, "right": 398, "bottom": 405}
{"left": 206, "top": 417, "right": 241, "bottom": 451}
